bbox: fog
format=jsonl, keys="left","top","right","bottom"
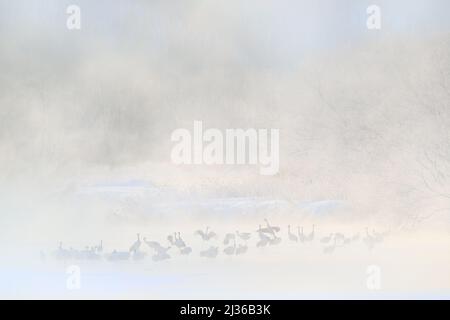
{"left": 0, "top": 0, "right": 449, "bottom": 299}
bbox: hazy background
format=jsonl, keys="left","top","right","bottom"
{"left": 0, "top": 0, "right": 449, "bottom": 299}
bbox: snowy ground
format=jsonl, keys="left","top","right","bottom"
{"left": 1, "top": 228, "right": 449, "bottom": 299}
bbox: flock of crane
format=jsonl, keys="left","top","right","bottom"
{"left": 50, "top": 219, "right": 390, "bottom": 262}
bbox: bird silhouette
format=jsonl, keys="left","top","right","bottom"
{"left": 54, "top": 242, "right": 71, "bottom": 260}
{"left": 236, "top": 231, "right": 251, "bottom": 241}
{"left": 321, "top": 233, "right": 334, "bottom": 244}
{"left": 143, "top": 237, "right": 171, "bottom": 255}
{"left": 236, "top": 244, "right": 248, "bottom": 255}
{"left": 200, "top": 246, "right": 218, "bottom": 258}
{"left": 223, "top": 233, "right": 236, "bottom": 245}
{"left": 132, "top": 250, "right": 147, "bottom": 261}
{"left": 82, "top": 246, "right": 101, "bottom": 260}
{"left": 288, "top": 225, "right": 298, "bottom": 242}
{"left": 323, "top": 238, "right": 338, "bottom": 254}
{"left": 264, "top": 219, "right": 280, "bottom": 234}
{"left": 95, "top": 240, "right": 103, "bottom": 253}
{"left": 256, "top": 229, "right": 271, "bottom": 247}
{"left": 223, "top": 239, "right": 236, "bottom": 255}
{"left": 175, "top": 232, "right": 186, "bottom": 248}
{"left": 257, "top": 225, "right": 273, "bottom": 234}
{"left": 372, "top": 229, "right": 385, "bottom": 244}
{"left": 269, "top": 233, "right": 282, "bottom": 246}
{"left": 167, "top": 234, "right": 175, "bottom": 246}
{"left": 107, "top": 250, "right": 130, "bottom": 261}
{"left": 180, "top": 246, "right": 192, "bottom": 255}
{"left": 334, "top": 233, "right": 345, "bottom": 244}
{"left": 297, "top": 226, "right": 305, "bottom": 243}
{"left": 129, "top": 233, "right": 141, "bottom": 253}
{"left": 195, "top": 227, "right": 216, "bottom": 241}
{"left": 152, "top": 252, "right": 171, "bottom": 262}
{"left": 363, "top": 227, "right": 376, "bottom": 250}
{"left": 304, "top": 225, "right": 315, "bottom": 242}
{"left": 143, "top": 237, "right": 171, "bottom": 261}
